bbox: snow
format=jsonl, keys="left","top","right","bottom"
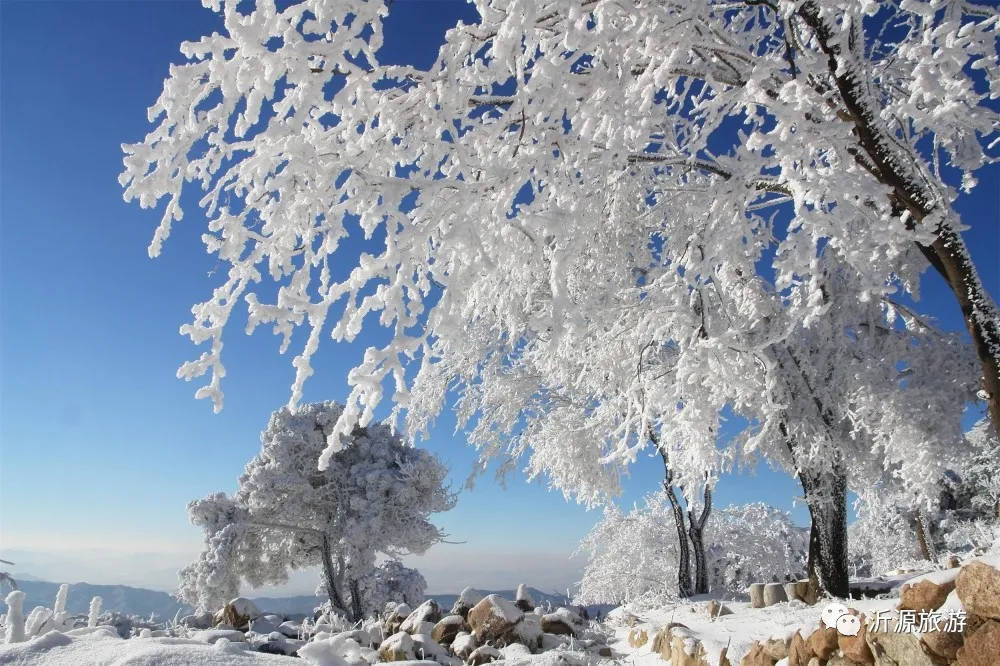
{"left": 0, "top": 630, "right": 294, "bottom": 665}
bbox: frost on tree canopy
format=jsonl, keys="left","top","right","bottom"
{"left": 178, "top": 401, "right": 454, "bottom": 616}
{"left": 121, "top": 0, "right": 999, "bottom": 487}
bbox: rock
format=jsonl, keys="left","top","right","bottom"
{"left": 192, "top": 629, "right": 247, "bottom": 644}
{"left": 513, "top": 612, "right": 542, "bottom": 650}
{"left": 467, "top": 645, "right": 501, "bottom": 666}
{"left": 467, "top": 594, "right": 523, "bottom": 644}
{"left": 333, "top": 629, "right": 378, "bottom": 649}
{"left": 627, "top": 627, "right": 649, "bottom": 647}
{"left": 838, "top": 612, "right": 873, "bottom": 665}
{"left": 432, "top": 615, "right": 467, "bottom": 645}
{"left": 707, "top": 600, "right": 733, "bottom": 618}
{"left": 866, "top": 618, "right": 942, "bottom": 666}
{"left": 597, "top": 646, "right": 613, "bottom": 657}
{"left": 761, "top": 637, "right": 788, "bottom": 661}
{"left": 379, "top": 631, "right": 417, "bottom": 662}
{"left": 249, "top": 615, "right": 283, "bottom": 635}
{"left": 278, "top": 621, "right": 301, "bottom": 639}
{"left": 452, "top": 632, "right": 477, "bottom": 659}
{"left": 668, "top": 630, "right": 703, "bottom": 666}
{"left": 899, "top": 576, "right": 957, "bottom": 614}
{"left": 947, "top": 555, "right": 961, "bottom": 569}
{"left": 515, "top": 584, "right": 535, "bottom": 612}
{"left": 806, "top": 626, "right": 839, "bottom": 661}
{"left": 749, "top": 584, "right": 766, "bottom": 609}
{"left": 762, "top": 583, "right": 788, "bottom": 607}
{"left": 787, "top": 631, "right": 815, "bottom": 666}
{"left": 784, "top": 582, "right": 801, "bottom": 602}
{"left": 921, "top": 626, "right": 964, "bottom": 661}
{"left": 955, "top": 619, "right": 1000, "bottom": 666}
{"left": 401, "top": 601, "right": 443, "bottom": 634}
{"left": 214, "top": 597, "right": 261, "bottom": 630}
{"left": 622, "top": 611, "right": 641, "bottom": 627}
{"left": 541, "top": 633, "right": 570, "bottom": 651}
{"left": 181, "top": 612, "right": 214, "bottom": 629}
{"left": 500, "top": 643, "right": 532, "bottom": 660}
{"left": 386, "top": 603, "right": 413, "bottom": 635}
{"left": 540, "top": 613, "right": 574, "bottom": 636}
{"left": 412, "top": 633, "right": 450, "bottom": 664}
{"left": 956, "top": 561, "right": 1000, "bottom": 620}
{"left": 739, "top": 642, "right": 776, "bottom": 666}
{"left": 451, "top": 588, "right": 484, "bottom": 620}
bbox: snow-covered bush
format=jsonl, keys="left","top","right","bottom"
{"left": 356, "top": 560, "right": 426, "bottom": 611}
{"left": 706, "top": 503, "right": 808, "bottom": 595}
{"left": 848, "top": 490, "right": 927, "bottom": 577}
{"left": 179, "top": 401, "right": 454, "bottom": 621}
{"left": 574, "top": 494, "right": 805, "bottom": 605}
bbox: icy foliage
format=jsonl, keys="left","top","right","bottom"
{"left": 359, "top": 560, "right": 427, "bottom": 611}
{"left": 706, "top": 503, "right": 808, "bottom": 595}
{"left": 574, "top": 493, "right": 805, "bottom": 605}
{"left": 87, "top": 596, "right": 102, "bottom": 628}
{"left": 959, "top": 417, "right": 1000, "bottom": 519}
{"left": 178, "top": 402, "right": 453, "bottom": 618}
{"left": 848, "top": 491, "right": 927, "bottom": 577}
{"left": 116, "top": 0, "right": 994, "bottom": 526}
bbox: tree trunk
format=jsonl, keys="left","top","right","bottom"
{"left": 913, "top": 511, "right": 937, "bottom": 563}
{"left": 797, "top": 1, "right": 1000, "bottom": 441}
{"left": 664, "top": 482, "right": 695, "bottom": 598}
{"left": 320, "top": 534, "right": 347, "bottom": 616}
{"left": 800, "top": 467, "right": 850, "bottom": 600}
{"left": 349, "top": 578, "right": 364, "bottom": 623}
{"left": 688, "top": 483, "right": 712, "bottom": 594}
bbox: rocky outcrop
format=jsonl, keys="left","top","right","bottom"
{"left": 956, "top": 561, "right": 1000, "bottom": 621}
{"left": 378, "top": 631, "right": 417, "bottom": 662}
{"left": 899, "top": 574, "right": 957, "bottom": 614}
{"left": 955, "top": 619, "right": 1000, "bottom": 666}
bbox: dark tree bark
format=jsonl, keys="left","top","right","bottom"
{"left": 797, "top": 1, "right": 1000, "bottom": 440}
{"left": 688, "top": 483, "right": 712, "bottom": 595}
{"left": 349, "top": 578, "right": 364, "bottom": 623}
{"left": 799, "top": 466, "right": 850, "bottom": 599}
{"left": 657, "top": 445, "right": 694, "bottom": 598}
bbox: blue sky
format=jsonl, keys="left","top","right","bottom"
{"left": 1, "top": 0, "right": 997, "bottom": 595}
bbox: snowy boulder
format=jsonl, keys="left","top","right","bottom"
{"left": 899, "top": 569, "right": 958, "bottom": 614}
{"left": 431, "top": 615, "right": 467, "bottom": 645}
{"left": 215, "top": 597, "right": 261, "bottom": 630}
{"left": 540, "top": 609, "right": 578, "bottom": 636}
{"left": 515, "top": 584, "right": 535, "bottom": 612}
{"left": 379, "top": 631, "right": 417, "bottom": 661}
{"left": 467, "top": 594, "right": 523, "bottom": 643}
{"left": 540, "top": 633, "right": 570, "bottom": 651}
{"left": 706, "top": 600, "right": 732, "bottom": 618}
{"left": 467, "top": 645, "right": 502, "bottom": 666}
{"left": 249, "top": 614, "right": 283, "bottom": 635}
{"left": 748, "top": 583, "right": 766, "bottom": 608}
{"left": 956, "top": 560, "right": 1000, "bottom": 620}
{"left": 451, "top": 631, "right": 477, "bottom": 659}
{"left": 806, "top": 624, "right": 839, "bottom": 661}
{"left": 627, "top": 628, "right": 648, "bottom": 647}
{"left": 299, "top": 634, "right": 371, "bottom": 666}
{"left": 387, "top": 603, "right": 413, "bottom": 634}
{"left": 278, "top": 620, "right": 302, "bottom": 638}
{"left": 411, "top": 633, "right": 452, "bottom": 664}
{"left": 401, "top": 600, "right": 443, "bottom": 633}
{"left": 451, "top": 588, "right": 484, "bottom": 619}
{"left": 193, "top": 628, "right": 249, "bottom": 644}
{"left": 499, "top": 643, "right": 531, "bottom": 660}
{"left": 514, "top": 612, "right": 542, "bottom": 650}
{"left": 334, "top": 628, "right": 379, "bottom": 649}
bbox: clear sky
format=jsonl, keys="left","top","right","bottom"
{"left": 1, "top": 0, "right": 997, "bottom": 597}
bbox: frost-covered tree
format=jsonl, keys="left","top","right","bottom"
{"left": 707, "top": 503, "right": 808, "bottom": 596}
{"left": 574, "top": 494, "right": 807, "bottom": 605}
{"left": 355, "top": 559, "right": 427, "bottom": 611}
{"left": 123, "top": 0, "right": 994, "bottom": 598}
{"left": 178, "top": 402, "right": 454, "bottom": 621}
{"left": 573, "top": 494, "right": 681, "bottom": 609}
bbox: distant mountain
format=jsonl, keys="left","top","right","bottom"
{"left": 2, "top": 580, "right": 612, "bottom": 621}
{"left": 0, "top": 580, "right": 192, "bottom": 620}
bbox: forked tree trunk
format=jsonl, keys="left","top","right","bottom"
{"left": 688, "top": 484, "right": 712, "bottom": 595}
{"left": 657, "top": 444, "right": 694, "bottom": 598}
{"left": 913, "top": 511, "right": 937, "bottom": 563}
{"left": 800, "top": 467, "right": 850, "bottom": 600}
